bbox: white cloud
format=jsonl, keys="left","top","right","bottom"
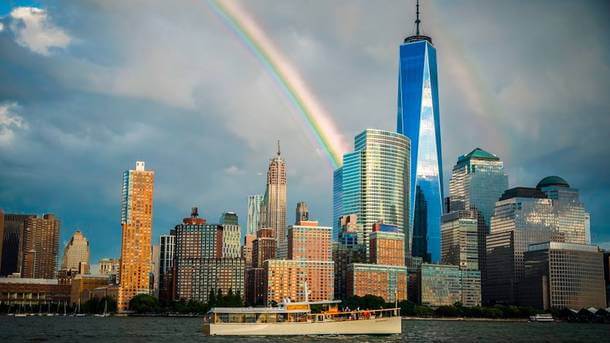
{"left": 0, "top": 102, "right": 28, "bottom": 145}
{"left": 224, "top": 165, "right": 244, "bottom": 175}
{"left": 0, "top": 22, "right": 4, "bottom": 32}
{"left": 9, "top": 7, "right": 71, "bottom": 56}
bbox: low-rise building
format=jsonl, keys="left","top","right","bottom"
{"left": 70, "top": 274, "right": 111, "bottom": 305}
{"left": 0, "top": 278, "right": 70, "bottom": 306}
{"left": 346, "top": 263, "right": 408, "bottom": 303}
{"left": 88, "top": 285, "right": 119, "bottom": 301}
{"left": 418, "top": 263, "right": 480, "bottom": 307}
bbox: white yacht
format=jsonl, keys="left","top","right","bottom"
{"left": 204, "top": 299, "right": 401, "bottom": 336}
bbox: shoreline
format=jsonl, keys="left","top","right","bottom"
{"left": 403, "top": 317, "right": 528, "bottom": 322}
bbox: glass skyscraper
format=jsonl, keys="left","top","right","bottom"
{"left": 447, "top": 148, "right": 508, "bottom": 276}
{"left": 485, "top": 177, "right": 591, "bottom": 305}
{"left": 334, "top": 129, "right": 410, "bottom": 258}
{"left": 397, "top": 17, "right": 443, "bottom": 262}
{"left": 448, "top": 148, "right": 508, "bottom": 226}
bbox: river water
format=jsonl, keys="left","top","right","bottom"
{"left": 0, "top": 317, "right": 606, "bottom": 342}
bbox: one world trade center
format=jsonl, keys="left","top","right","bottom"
{"left": 397, "top": 1, "right": 443, "bottom": 262}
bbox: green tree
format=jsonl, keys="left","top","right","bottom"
{"left": 208, "top": 289, "right": 217, "bottom": 308}
{"left": 398, "top": 300, "right": 416, "bottom": 316}
{"left": 128, "top": 294, "right": 160, "bottom": 314}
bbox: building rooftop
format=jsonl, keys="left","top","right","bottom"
{"left": 0, "top": 278, "right": 59, "bottom": 285}
{"left": 457, "top": 147, "right": 500, "bottom": 164}
{"left": 499, "top": 187, "right": 547, "bottom": 201}
{"left": 528, "top": 241, "right": 600, "bottom": 253}
{"left": 536, "top": 176, "right": 570, "bottom": 189}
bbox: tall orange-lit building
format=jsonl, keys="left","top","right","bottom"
{"left": 118, "top": 161, "right": 154, "bottom": 312}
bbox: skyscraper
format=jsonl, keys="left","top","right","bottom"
{"left": 246, "top": 194, "right": 263, "bottom": 235}
{"left": 448, "top": 148, "right": 508, "bottom": 225}
{"left": 262, "top": 142, "right": 287, "bottom": 258}
{"left": 118, "top": 161, "right": 154, "bottom": 312}
{"left": 336, "top": 129, "right": 410, "bottom": 259}
{"left": 295, "top": 201, "right": 309, "bottom": 224}
{"left": 61, "top": 230, "right": 90, "bottom": 274}
{"left": 485, "top": 177, "right": 590, "bottom": 305}
{"left": 448, "top": 148, "right": 508, "bottom": 274}
{"left": 397, "top": 1, "right": 443, "bottom": 262}
{"left": 536, "top": 176, "right": 589, "bottom": 244}
{"left": 21, "top": 214, "right": 60, "bottom": 279}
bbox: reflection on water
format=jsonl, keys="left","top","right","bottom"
{"left": 0, "top": 317, "right": 607, "bottom": 343}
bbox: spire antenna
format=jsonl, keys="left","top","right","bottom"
{"left": 415, "top": 0, "right": 421, "bottom": 35}
{"left": 404, "top": 0, "right": 432, "bottom": 44}
{"left": 277, "top": 140, "right": 281, "bottom": 156}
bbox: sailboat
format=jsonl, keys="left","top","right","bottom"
{"left": 75, "top": 298, "right": 86, "bottom": 317}
{"left": 94, "top": 299, "right": 110, "bottom": 317}
{"left": 15, "top": 303, "right": 26, "bottom": 317}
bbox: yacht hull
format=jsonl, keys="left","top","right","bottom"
{"left": 204, "top": 316, "right": 401, "bottom": 336}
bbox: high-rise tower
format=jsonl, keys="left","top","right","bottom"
{"left": 337, "top": 129, "right": 410, "bottom": 259}
{"left": 20, "top": 214, "right": 60, "bottom": 279}
{"left": 118, "top": 161, "right": 154, "bottom": 312}
{"left": 262, "top": 141, "right": 287, "bottom": 258}
{"left": 397, "top": 0, "right": 443, "bottom": 262}
{"left": 447, "top": 148, "right": 508, "bottom": 280}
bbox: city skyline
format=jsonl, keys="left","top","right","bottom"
{"left": 0, "top": 0, "right": 609, "bottom": 264}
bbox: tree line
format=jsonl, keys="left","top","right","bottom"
{"left": 128, "top": 288, "right": 243, "bottom": 314}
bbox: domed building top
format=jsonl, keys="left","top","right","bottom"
{"left": 536, "top": 176, "right": 570, "bottom": 189}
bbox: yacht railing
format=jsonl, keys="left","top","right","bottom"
{"left": 206, "top": 308, "right": 400, "bottom": 324}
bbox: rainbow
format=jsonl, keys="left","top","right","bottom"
{"left": 207, "top": 0, "right": 347, "bottom": 169}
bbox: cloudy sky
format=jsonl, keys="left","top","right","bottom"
{"left": 1, "top": 0, "right": 609, "bottom": 263}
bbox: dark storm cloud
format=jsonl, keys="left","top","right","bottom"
{"left": 0, "top": 0, "right": 609, "bottom": 261}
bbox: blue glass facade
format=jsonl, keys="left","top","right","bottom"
{"left": 332, "top": 167, "right": 343, "bottom": 239}
{"left": 397, "top": 39, "right": 444, "bottom": 262}
{"left": 335, "top": 129, "right": 410, "bottom": 259}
